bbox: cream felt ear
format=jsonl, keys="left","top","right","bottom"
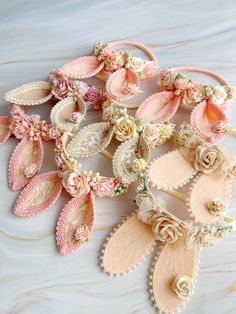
{"left": 187, "top": 173, "right": 232, "bottom": 225}
{"left": 50, "top": 96, "right": 86, "bottom": 132}
{"left": 0, "top": 116, "right": 11, "bottom": 144}
{"left": 67, "top": 122, "right": 114, "bottom": 158}
{"left": 147, "top": 149, "right": 197, "bottom": 190}
{"left": 135, "top": 91, "right": 180, "bottom": 123}
{"left": 4, "top": 81, "right": 52, "bottom": 106}
{"left": 56, "top": 192, "right": 95, "bottom": 255}
{"left": 13, "top": 171, "right": 62, "bottom": 217}
{"left": 150, "top": 233, "right": 198, "bottom": 313}
{"left": 60, "top": 56, "right": 104, "bottom": 79}
{"left": 112, "top": 135, "right": 150, "bottom": 185}
{"left": 8, "top": 136, "right": 44, "bottom": 191}
{"left": 101, "top": 212, "right": 156, "bottom": 275}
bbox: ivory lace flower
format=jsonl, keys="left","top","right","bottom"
{"left": 114, "top": 116, "right": 137, "bottom": 141}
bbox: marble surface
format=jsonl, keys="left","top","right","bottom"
{"left": 0, "top": 1, "right": 236, "bottom": 313}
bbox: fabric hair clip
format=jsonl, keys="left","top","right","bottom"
{"left": 135, "top": 66, "right": 236, "bottom": 143}
{"left": 147, "top": 122, "right": 236, "bottom": 225}
{"left": 100, "top": 174, "right": 235, "bottom": 313}
{"left": 60, "top": 40, "right": 158, "bottom": 107}
{"left": 12, "top": 131, "right": 127, "bottom": 255}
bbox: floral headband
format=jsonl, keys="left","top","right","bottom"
{"left": 59, "top": 40, "right": 158, "bottom": 106}
{"left": 12, "top": 131, "right": 127, "bottom": 255}
{"left": 147, "top": 122, "right": 235, "bottom": 226}
{"left": 100, "top": 174, "right": 235, "bottom": 313}
{"left": 135, "top": 67, "right": 236, "bottom": 143}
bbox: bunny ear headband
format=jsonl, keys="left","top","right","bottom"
{"left": 100, "top": 173, "right": 235, "bottom": 313}
{"left": 135, "top": 66, "right": 236, "bottom": 143}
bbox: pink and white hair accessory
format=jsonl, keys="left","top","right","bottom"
{"left": 135, "top": 66, "right": 235, "bottom": 143}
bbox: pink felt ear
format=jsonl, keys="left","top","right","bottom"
{"left": 101, "top": 212, "right": 155, "bottom": 275}
{"left": 13, "top": 171, "right": 62, "bottom": 217}
{"left": 150, "top": 234, "right": 198, "bottom": 313}
{"left": 135, "top": 91, "right": 180, "bottom": 123}
{"left": 60, "top": 56, "right": 104, "bottom": 79}
{"left": 187, "top": 173, "right": 232, "bottom": 225}
{"left": 4, "top": 81, "right": 52, "bottom": 106}
{"left": 147, "top": 149, "right": 197, "bottom": 190}
{"left": 106, "top": 68, "right": 140, "bottom": 101}
{"left": 190, "top": 101, "right": 228, "bottom": 143}
{"left": 0, "top": 116, "right": 11, "bottom": 144}
{"left": 56, "top": 192, "right": 95, "bottom": 255}
{"left": 8, "top": 137, "right": 44, "bottom": 191}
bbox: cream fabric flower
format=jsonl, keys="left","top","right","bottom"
{"left": 102, "top": 105, "right": 115, "bottom": 122}
{"left": 114, "top": 116, "right": 137, "bottom": 141}
{"left": 207, "top": 199, "right": 226, "bottom": 216}
{"left": 172, "top": 275, "right": 193, "bottom": 299}
{"left": 152, "top": 213, "right": 185, "bottom": 243}
{"left": 176, "top": 123, "right": 193, "bottom": 146}
{"left": 193, "top": 144, "right": 225, "bottom": 174}
{"left": 131, "top": 158, "right": 147, "bottom": 173}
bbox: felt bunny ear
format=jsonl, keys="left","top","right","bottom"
{"left": 60, "top": 56, "right": 104, "bottom": 79}
{"left": 67, "top": 122, "right": 114, "bottom": 158}
{"left": 50, "top": 96, "right": 86, "bottom": 131}
{"left": 150, "top": 233, "right": 198, "bottom": 313}
{"left": 8, "top": 137, "right": 44, "bottom": 191}
{"left": 106, "top": 68, "right": 140, "bottom": 101}
{"left": 190, "top": 101, "right": 228, "bottom": 143}
{"left": 112, "top": 135, "right": 150, "bottom": 185}
{"left": 13, "top": 171, "right": 62, "bottom": 217}
{"left": 56, "top": 192, "right": 95, "bottom": 255}
{"left": 147, "top": 149, "right": 197, "bottom": 190}
{"left": 135, "top": 91, "right": 180, "bottom": 123}
{"left": 187, "top": 173, "right": 232, "bottom": 225}
{"left": 101, "top": 212, "right": 156, "bottom": 275}
{"left": 0, "top": 116, "right": 11, "bottom": 144}
{"left": 4, "top": 81, "right": 52, "bottom": 106}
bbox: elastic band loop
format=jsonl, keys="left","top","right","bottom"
{"left": 168, "top": 66, "right": 229, "bottom": 87}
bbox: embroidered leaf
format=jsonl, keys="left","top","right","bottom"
{"left": 67, "top": 122, "right": 113, "bottom": 158}
{"left": 150, "top": 234, "right": 198, "bottom": 313}
{"left": 56, "top": 192, "right": 95, "bottom": 255}
{"left": 8, "top": 137, "right": 44, "bottom": 191}
{"left": 188, "top": 173, "right": 232, "bottom": 225}
{"left": 147, "top": 149, "right": 197, "bottom": 190}
{"left": 106, "top": 68, "right": 140, "bottom": 101}
{"left": 4, "top": 81, "right": 52, "bottom": 106}
{"left": 13, "top": 171, "right": 62, "bottom": 217}
{"left": 50, "top": 96, "right": 86, "bottom": 131}
{"left": 112, "top": 135, "right": 150, "bottom": 184}
{"left": 0, "top": 116, "right": 11, "bottom": 144}
{"left": 135, "top": 91, "right": 180, "bottom": 123}
{"left": 190, "top": 101, "right": 228, "bottom": 143}
{"left": 102, "top": 212, "right": 155, "bottom": 275}
{"left": 60, "top": 56, "right": 104, "bottom": 79}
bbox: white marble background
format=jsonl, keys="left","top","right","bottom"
{"left": 0, "top": 1, "right": 236, "bottom": 313}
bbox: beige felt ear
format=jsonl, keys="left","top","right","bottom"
{"left": 187, "top": 173, "right": 232, "bottom": 225}
{"left": 4, "top": 81, "right": 52, "bottom": 106}
{"left": 147, "top": 149, "right": 197, "bottom": 190}
{"left": 101, "top": 212, "right": 156, "bottom": 275}
{"left": 150, "top": 233, "right": 198, "bottom": 313}
{"left": 0, "top": 116, "right": 11, "bottom": 144}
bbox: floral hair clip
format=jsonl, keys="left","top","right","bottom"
{"left": 100, "top": 174, "right": 235, "bottom": 313}
{"left": 59, "top": 40, "right": 158, "bottom": 106}
{"left": 135, "top": 67, "right": 236, "bottom": 143}
{"left": 147, "top": 122, "right": 236, "bottom": 225}
{"left": 12, "top": 131, "right": 127, "bottom": 255}
{"left": 66, "top": 98, "right": 175, "bottom": 185}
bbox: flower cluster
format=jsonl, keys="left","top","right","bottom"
{"left": 160, "top": 70, "right": 234, "bottom": 106}
{"left": 48, "top": 70, "right": 107, "bottom": 109}
{"left": 9, "top": 105, "right": 60, "bottom": 142}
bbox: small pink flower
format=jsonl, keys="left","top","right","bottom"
{"left": 9, "top": 115, "right": 30, "bottom": 139}
{"left": 74, "top": 224, "right": 89, "bottom": 243}
{"left": 10, "top": 104, "right": 25, "bottom": 117}
{"left": 84, "top": 88, "right": 99, "bottom": 103}
{"left": 55, "top": 153, "right": 66, "bottom": 168}
{"left": 24, "top": 163, "right": 38, "bottom": 178}
{"left": 144, "top": 61, "right": 156, "bottom": 78}
{"left": 46, "top": 124, "right": 60, "bottom": 140}
{"left": 211, "top": 120, "right": 228, "bottom": 134}
{"left": 175, "top": 78, "right": 189, "bottom": 90}
{"left": 122, "top": 82, "right": 139, "bottom": 95}
{"left": 68, "top": 111, "right": 83, "bottom": 123}
{"left": 49, "top": 70, "right": 73, "bottom": 100}
{"left": 62, "top": 169, "right": 90, "bottom": 197}
{"left": 93, "top": 177, "right": 115, "bottom": 197}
